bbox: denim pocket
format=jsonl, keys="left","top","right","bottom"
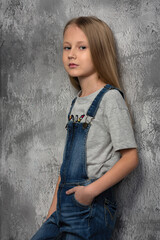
{"left": 72, "top": 193, "right": 91, "bottom": 208}
{"left": 104, "top": 198, "right": 117, "bottom": 230}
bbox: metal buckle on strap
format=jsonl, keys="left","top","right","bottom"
{"left": 82, "top": 116, "right": 94, "bottom": 129}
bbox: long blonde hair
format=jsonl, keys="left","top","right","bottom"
{"left": 63, "top": 16, "right": 135, "bottom": 125}
{"left": 63, "top": 16, "right": 122, "bottom": 91}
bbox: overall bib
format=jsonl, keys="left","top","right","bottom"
{"left": 31, "top": 84, "right": 124, "bottom": 240}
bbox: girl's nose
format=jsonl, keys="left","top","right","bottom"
{"left": 68, "top": 48, "right": 76, "bottom": 59}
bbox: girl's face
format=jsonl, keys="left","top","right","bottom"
{"left": 63, "top": 24, "right": 97, "bottom": 81}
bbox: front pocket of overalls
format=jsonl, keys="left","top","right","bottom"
{"left": 72, "top": 193, "right": 92, "bottom": 208}
{"left": 104, "top": 198, "right": 117, "bottom": 229}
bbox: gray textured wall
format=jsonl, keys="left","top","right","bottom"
{"left": 0, "top": 0, "right": 160, "bottom": 239}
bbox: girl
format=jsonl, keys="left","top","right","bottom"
{"left": 31, "top": 16, "right": 138, "bottom": 240}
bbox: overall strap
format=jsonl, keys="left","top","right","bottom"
{"left": 67, "top": 97, "right": 77, "bottom": 120}
{"left": 86, "top": 84, "right": 124, "bottom": 118}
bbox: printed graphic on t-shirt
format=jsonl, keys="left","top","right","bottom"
{"left": 69, "top": 114, "right": 85, "bottom": 123}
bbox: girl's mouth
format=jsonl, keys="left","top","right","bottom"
{"left": 69, "top": 63, "right": 78, "bottom": 68}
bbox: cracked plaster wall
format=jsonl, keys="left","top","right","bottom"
{"left": 0, "top": 0, "right": 160, "bottom": 239}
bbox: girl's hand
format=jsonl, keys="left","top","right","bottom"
{"left": 46, "top": 208, "right": 56, "bottom": 221}
{"left": 66, "top": 185, "right": 94, "bottom": 206}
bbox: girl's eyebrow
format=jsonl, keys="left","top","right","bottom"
{"left": 63, "top": 41, "right": 87, "bottom": 44}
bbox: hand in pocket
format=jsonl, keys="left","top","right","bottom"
{"left": 66, "top": 185, "right": 94, "bottom": 206}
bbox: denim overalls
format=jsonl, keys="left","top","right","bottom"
{"left": 31, "top": 84, "right": 124, "bottom": 240}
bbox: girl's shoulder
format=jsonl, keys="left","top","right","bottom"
{"left": 102, "top": 89, "right": 128, "bottom": 111}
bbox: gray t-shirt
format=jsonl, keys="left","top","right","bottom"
{"left": 65, "top": 87, "right": 137, "bottom": 179}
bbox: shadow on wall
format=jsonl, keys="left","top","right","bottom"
{"left": 110, "top": 157, "right": 144, "bottom": 239}
{"left": 0, "top": 176, "right": 36, "bottom": 239}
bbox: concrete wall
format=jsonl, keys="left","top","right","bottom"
{"left": 0, "top": 0, "right": 160, "bottom": 239}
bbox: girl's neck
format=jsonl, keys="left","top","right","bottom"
{"left": 78, "top": 77, "right": 106, "bottom": 97}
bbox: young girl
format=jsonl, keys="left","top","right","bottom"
{"left": 31, "top": 16, "right": 138, "bottom": 240}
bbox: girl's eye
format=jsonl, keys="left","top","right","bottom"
{"left": 63, "top": 46, "right": 71, "bottom": 50}
{"left": 79, "top": 46, "right": 86, "bottom": 50}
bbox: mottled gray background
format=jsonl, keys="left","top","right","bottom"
{"left": 0, "top": 0, "right": 160, "bottom": 239}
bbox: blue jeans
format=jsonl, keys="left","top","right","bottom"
{"left": 31, "top": 84, "right": 121, "bottom": 240}
{"left": 31, "top": 183, "right": 117, "bottom": 240}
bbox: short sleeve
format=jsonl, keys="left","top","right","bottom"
{"left": 103, "top": 90, "right": 137, "bottom": 151}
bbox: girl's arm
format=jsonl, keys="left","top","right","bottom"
{"left": 66, "top": 148, "right": 138, "bottom": 204}
{"left": 86, "top": 148, "right": 138, "bottom": 198}
{"left": 46, "top": 175, "right": 61, "bottom": 220}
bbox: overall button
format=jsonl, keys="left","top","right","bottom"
{"left": 83, "top": 122, "right": 88, "bottom": 129}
